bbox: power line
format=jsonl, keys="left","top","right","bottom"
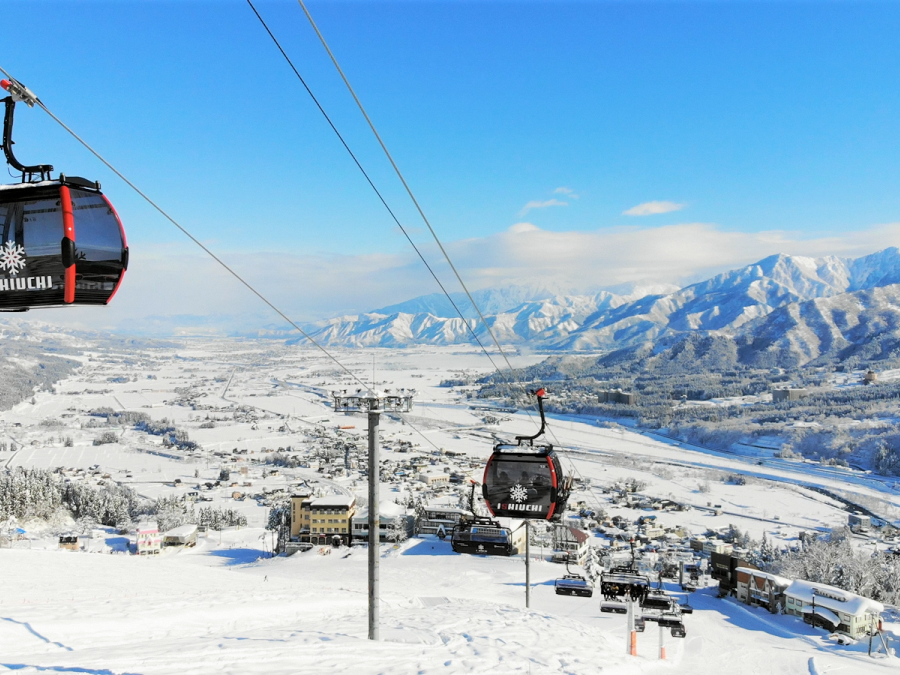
{"left": 295, "top": 0, "right": 528, "bottom": 395}
{"left": 244, "top": 0, "right": 504, "bottom": 379}
{"left": 246, "top": 0, "right": 535, "bottom": 442}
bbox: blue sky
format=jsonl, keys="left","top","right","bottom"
{"left": 4, "top": 0, "right": 900, "bottom": 332}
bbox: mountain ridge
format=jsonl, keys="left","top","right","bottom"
{"left": 303, "top": 248, "right": 900, "bottom": 359}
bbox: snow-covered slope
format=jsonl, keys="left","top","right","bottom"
{"left": 308, "top": 248, "right": 900, "bottom": 352}
{"left": 3, "top": 538, "right": 892, "bottom": 675}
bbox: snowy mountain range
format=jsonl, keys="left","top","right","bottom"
{"left": 306, "top": 248, "right": 900, "bottom": 364}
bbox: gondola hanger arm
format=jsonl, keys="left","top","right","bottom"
{"left": 1, "top": 78, "right": 40, "bottom": 107}
{"left": 515, "top": 388, "right": 548, "bottom": 446}
{"left": 1, "top": 77, "right": 52, "bottom": 181}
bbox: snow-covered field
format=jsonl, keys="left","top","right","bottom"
{"left": 2, "top": 340, "right": 899, "bottom": 673}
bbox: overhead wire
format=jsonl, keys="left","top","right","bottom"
{"left": 250, "top": 3, "right": 569, "bottom": 471}
{"left": 293, "top": 0, "right": 573, "bottom": 450}
{"left": 245, "top": 1, "right": 539, "bottom": 467}
{"left": 269, "top": 4, "right": 605, "bottom": 514}
{"left": 295, "top": 0, "right": 524, "bottom": 388}
{"left": 244, "top": 0, "right": 504, "bottom": 380}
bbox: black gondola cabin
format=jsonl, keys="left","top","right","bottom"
{"left": 481, "top": 388, "right": 571, "bottom": 522}
{"left": 482, "top": 449, "right": 567, "bottom": 520}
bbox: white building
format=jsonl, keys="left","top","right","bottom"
{"left": 136, "top": 522, "right": 161, "bottom": 555}
{"left": 163, "top": 524, "right": 198, "bottom": 547}
{"left": 351, "top": 502, "right": 413, "bottom": 541}
{"left": 419, "top": 472, "right": 450, "bottom": 486}
{"left": 784, "top": 579, "right": 883, "bottom": 638}
{"left": 418, "top": 504, "right": 466, "bottom": 536}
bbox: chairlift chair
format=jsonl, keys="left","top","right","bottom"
{"left": 0, "top": 78, "right": 127, "bottom": 311}
{"left": 599, "top": 599, "right": 628, "bottom": 614}
{"left": 658, "top": 610, "right": 687, "bottom": 638}
{"left": 451, "top": 480, "right": 517, "bottom": 556}
{"left": 554, "top": 574, "right": 593, "bottom": 597}
{"left": 670, "top": 624, "right": 687, "bottom": 638}
{"left": 640, "top": 591, "right": 675, "bottom": 612}
{"left": 600, "top": 571, "right": 651, "bottom": 602}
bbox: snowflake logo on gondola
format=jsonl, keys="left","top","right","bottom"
{"left": 0, "top": 241, "right": 26, "bottom": 276}
{"left": 509, "top": 484, "right": 528, "bottom": 503}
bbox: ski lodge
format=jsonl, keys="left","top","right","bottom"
{"left": 734, "top": 567, "right": 790, "bottom": 613}
{"left": 783, "top": 579, "right": 883, "bottom": 638}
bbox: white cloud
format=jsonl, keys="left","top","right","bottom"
{"left": 508, "top": 222, "right": 540, "bottom": 233}
{"left": 519, "top": 198, "right": 568, "bottom": 216}
{"left": 554, "top": 187, "right": 578, "bottom": 198}
{"left": 34, "top": 222, "right": 900, "bottom": 335}
{"left": 623, "top": 200, "right": 686, "bottom": 216}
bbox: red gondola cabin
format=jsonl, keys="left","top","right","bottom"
{"left": 0, "top": 177, "right": 127, "bottom": 310}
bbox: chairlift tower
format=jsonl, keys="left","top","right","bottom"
{"left": 332, "top": 388, "right": 415, "bottom": 641}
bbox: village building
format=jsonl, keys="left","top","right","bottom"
{"left": 417, "top": 504, "right": 466, "bottom": 537}
{"left": 58, "top": 534, "right": 79, "bottom": 551}
{"left": 419, "top": 471, "right": 450, "bottom": 486}
{"left": 711, "top": 552, "right": 757, "bottom": 596}
{"left": 136, "top": 522, "right": 162, "bottom": 555}
{"left": 351, "top": 502, "right": 413, "bottom": 542}
{"left": 163, "top": 524, "right": 198, "bottom": 547}
{"left": 597, "top": 390, "right": 637, "bottom": 405}
{"left": 772, "top": 388, "right": 809, "bottom": 402}
{"left": 552, "top": 525, "right": 590, "bottom": 565}
{"left": 783, "top": 579, "right": 883, "bottom": 638}
{"left": 734, "top": 567, "right": 790, "bottom": 613}
{"left": 290, "top": 494, "right": 356, "bottom": 546}
{"left": 702, "top": 539, "right": 733, "bottom": 555}
{"left": 848, "top": 513, "right": 871, "bottom": 533}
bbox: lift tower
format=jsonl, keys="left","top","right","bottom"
{"left": 332, "top": 388, "right": 414, "bottom": 641}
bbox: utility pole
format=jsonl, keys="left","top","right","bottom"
{"left": 333, "top": 388, "right": 415, "bottom": 641}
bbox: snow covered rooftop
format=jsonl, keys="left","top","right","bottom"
{"left": 422, "top": 504, "right": 466, "bottom": 515}
{"left": 354, "top": 502, "right": 406, "bottom": 518}
{"left": 311, "top": 495, "right": 355, "bottom": 508}
{"left": 0, "top": 180, "right": 60, "bottom": 191}
{"left": 785, "top": 579, "right": 883, "bottom": 616}
{"left": 735, "top": 567, "right": 791, "bottom": 587}
{"left": 163, "top": 524, "right": 198, "bottom": 537}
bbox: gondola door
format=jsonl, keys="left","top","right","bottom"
{"left": 0, "top": 185, "right": 66, "bottom": 309}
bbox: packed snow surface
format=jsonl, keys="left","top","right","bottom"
{"left": 3, "top": 537, "right": 896, "bottom": 674}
